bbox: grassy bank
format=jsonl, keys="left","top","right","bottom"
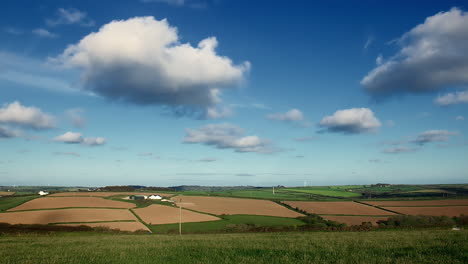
{"left": 0, "top": 229, "right": 466, "bottom": 264}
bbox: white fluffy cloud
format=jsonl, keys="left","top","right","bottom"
{"left": 267, "top": 109, "right": 304, "bottom": 122}
{"left": 0, "top": 101, "right": 55, "bottom": 129}
{"left": 319, "top": 108, "right": 381, "bottom": 134}
{"left": 183, "top": 123, "right": 277, "bottom": 153}
{"left": 411, "top": 130, "right": 458, "bottom": 145}
{"left": 434, "top": 91, "right": 468, "bottom": 106}
{"left": 54, "top": 131, "right": 106, "bottom": 146}
{"left": 361, "top": 8, "right": 468, "bottom": 97}
{"left": 53, "top": 17, "right": 250, "bottom": 118}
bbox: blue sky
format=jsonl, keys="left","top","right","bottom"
{"left": 1, "top": 0, "right": 467, "bottom": 187}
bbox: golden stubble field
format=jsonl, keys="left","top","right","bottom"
{"left": 174, "top": 196, "right": 304, "bottom": 217}
{"left": 134, "top": 204, "right": 220, "bottom": 225}
{"left": 364, "top": 199, "right": 468, "bottom": 207}
{"left": 7, "top": 197, "right": 135, "bottom": 211}
{"left": 282, "top": 201, "right": 395, "bottom": 215}
{"left": 0, "top": 208, "right": 137, "bottom": 224}
{"left": 384, "top": 206, "right": 468, "bottom": 217}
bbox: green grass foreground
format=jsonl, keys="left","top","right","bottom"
{"left": 0, "top": 229, "right": 466, "bottom": 264}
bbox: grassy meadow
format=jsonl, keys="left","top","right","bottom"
{"left": 0, "top": 229, "right": 466, "bottom": 264}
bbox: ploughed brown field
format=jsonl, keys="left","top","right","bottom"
{"left": 174, "top": 196, "right": 304, "bottom": 217}
{"left": 283, "top": 201, "right": 395, "bottom": 215}
{"left": 0, "top": 208, "right": 137, "bottom": 224}
{"left": 321, "top": 216, "right": 389, "bottom": 226}
{"left": 0, "top": 192, "right": 15, "bottom": 196}
{"left": 56, "top": 221, "right": 150, "bottom": 232}
{"left": 49, "top": 192, "right": 174, "bottom": 197}
{"left": 385, "top": 206, "right": 468, "bottom": 217}
{"left": 8, "top": 197, "right": 135, "bottom": 211}
{"left": 134, "top": 204, "right": 220, "bottom": 225}
{"left": 363, "top": 199, "right": 468, "bottom": 207}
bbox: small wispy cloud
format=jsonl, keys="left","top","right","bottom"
{"left": 32, "top": 28, "right": 58, "bottom": 38}
{"left": 46, "top": 8, "right": 95, "bottom": 27}
{"left": 53, "top": 151, "right": 80, "bottom": 157}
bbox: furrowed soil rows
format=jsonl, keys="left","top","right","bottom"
{"left": 133, "top": 204, "right": 220, "bottom": 225}
{"left": 0, "top": 208, "right": 137, "bottom": 224}
{"left": 174, "top": 196, "right": 304, "bottom": 217}
{"left": 50, "top": 192, "right": 174, "bottom": 197}
{"left": 8, "top": 197, "right": 135, "bottom": 211}
{"left": 384, "top": 206, "right": 468, "bottom": 217}
{"left": 321, "top": 216, "right": 389, "bottom": 226}
{"left": 282, "top": 201, "right": 395, "bottom": 215}
{"left": 57, "top": 221, "right": 150, "bottom": 232}
{"left": 364, "top": 200, "right": 468, "bottom": 207}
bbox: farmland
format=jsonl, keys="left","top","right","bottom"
{"left": 364, "top": 199, "right": 468, "bottom": 207}
{"left": 49, "top": 192, "right": 174, "bottom": 197}
{"left": 57, "top": 221, "right": 150, "bottom": 232}
{"left": 0, "top": 208, "right": 137, "bottom": 224}
{"left": 283, "top": 201, "right": 395, "bottom": 215}
{"left": 7, "top": 197, "right": 136, "bottom": 211}
{"left": 384, "top": 206, "right": 468, "bottom": 217}
{"left": 173, "top": 196, "right": 304, "bottom": 217}
{"left": 0, "top": 230, "right": 466, "bottom": 264}
{"left": 133, "top": 204, "right": 220, "bottom": 225}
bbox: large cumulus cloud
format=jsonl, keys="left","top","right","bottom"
{"left": 361, "top": 8, "right": 468, "bottom": 97}
{"left": 53, "top": 17, "right": 250, "bottom": 117}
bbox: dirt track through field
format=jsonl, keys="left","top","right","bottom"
{"left": 0, "top": 208, "right": 137, "bottom": 224}
{"left": 133, "top": 204, "right": 220, "bottom": 225}
{"left": 321, "top": 216, "right": 389, "bottom": 226}
{"left": 174, "top": 196, "right": 304, "bottom": 217}
{"left": 364, "top": 200, "right": 468, "bottom": 207}
{"left": 8, "top": 197, "right": 135, "bottom": 211}
{"left": 283, "top": 201, "right": 395, "bottom": 215}
{"left": 383, "top": 206, "right": 468, "bottom": 217}
{"left": 50, "top": 192, "right": 174, "bottom": 197}
{"left": 56, "top": 221, "right": 150, "bottom": 232}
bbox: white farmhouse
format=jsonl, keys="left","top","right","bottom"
{"left": 38, "top": 191, "right": 49, "bottom": 196}
{"left": 148, "top": 195, "right": 162, "bottom": 200}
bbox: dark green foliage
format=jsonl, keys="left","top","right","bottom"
{"left": 378, "top": 215, "right": 456, "bottom": 227}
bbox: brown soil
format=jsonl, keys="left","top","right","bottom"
{"left": 0, "top": 208, "right": 136, "bottom": 224}
{"left": 364, "top": 200, "right": 468, "bottom": 207}
{"left": 133, "top": 204, "right": 220, "bottom": 225}
{"left": 0, "top": 192, "right": 15, "bottom": 196}
{"left": 174, "top": 196, "right": 304, "bottom": 217}
{"left": 57, "top": 221, "right": 150, "bottom": 232}
{"left": 384, "top": 206, "right": 468, "bottom": 217}
{"left": 282, "top": 201, "right": 395, "bottom": 215}
{"left": 49, "top": 192, "right": 174, "bottom": 197}
{"left": 8, "top": 197, "right": 135, "bottom": 211}
{"left": 321, "top": 215, "right": 389, "bottom": 226}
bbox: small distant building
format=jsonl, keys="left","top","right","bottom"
{"left": 129, "top": 195, "right": 147, "bottom": 200}
{"left": 38, "top": 191, "right": 49, "bottom": 196}
{"left": 161, "top": 199, "right": 174, "bottom": 203}
{"left": 148, "top": 195, "right": 162, "bottom": 200}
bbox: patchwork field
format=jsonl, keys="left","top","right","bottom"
{"left": 0, "top": 208, "right": 137, "bottom": 224}
{"left": 57, "top": 221, "right": 150, "bottom": 232}
{"left": 174, "top": 196, "right": 304, "bottom": 217}
{"left": 50, "top": 192, "right": 174, "bottom": 197}
{"left": 321, "top": 216, "right": 389, "bottom": 226}
{"left": 364, "top": 199, "right": 468, "bottom": 207}
{"left": 134, "top": 204, "right": 220, "bottom": 225}
{"left": 385, "top": 206, "right": 468, "bottom": 217}
{"left": 283, "top": 201, "right": 395, "bottom": 215}
{"left": 8, "top": 197, "right": 135, "bottom": 211}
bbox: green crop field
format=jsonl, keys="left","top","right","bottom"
{"left": 283, "top": 188, "right": 361, "bottom": 198}
{"left": 0, "top": 195, "right": 39, "bottom": 211}
{"left": 0, "top": 229, "right": 466, "bottom": 264}
{"left": 150, "top": 214, "right": 306, "bottom": 233}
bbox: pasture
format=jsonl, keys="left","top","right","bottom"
{"left": 0, "top": 230, "right": 466, "bottom": 264}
